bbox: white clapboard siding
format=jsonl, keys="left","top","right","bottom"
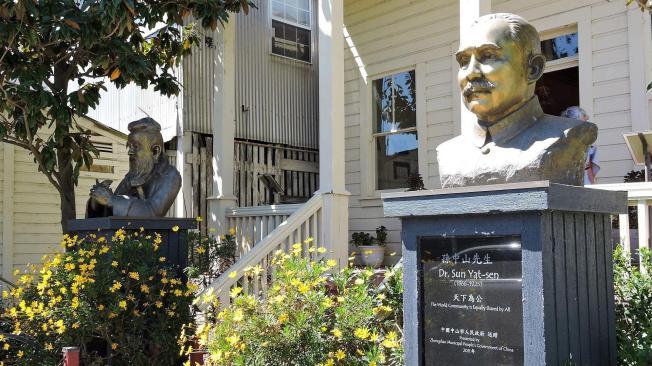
{"left": 1, "top": 116, "right": 129, "bottom": 276}
{"left": 343, "top": 0, "right": 648, "bottom": 265}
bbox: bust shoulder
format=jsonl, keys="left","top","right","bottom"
{"left": 537, "top": 114, "right": 598, "bottom": 146}
{"left": 436, "top": 135, "right": 467, "bottom": 155}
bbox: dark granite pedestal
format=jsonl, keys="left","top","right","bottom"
{"left": 68, "top": 217, "right": 196, "bottom": 272}
{"left": 382, "top": 181, "right": 627, "bottom": 366}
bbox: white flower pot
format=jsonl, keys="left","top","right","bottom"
{"left": 354, "top": 245, "right": 386, "bottom": 268}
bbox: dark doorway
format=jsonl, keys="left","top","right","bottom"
{"left": 535, "top": 66, "right": 579, "bottom": 116}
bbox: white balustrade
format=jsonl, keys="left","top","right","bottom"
{"left": 226, "top": 203, "right": 302, "bottom": 256}
{"left": 589, "top": 182, "right": 652, "bottom": 256}
{"left": 200, "top": 194, "right": 325, "bottom": 309}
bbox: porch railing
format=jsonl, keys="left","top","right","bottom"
{"left": 199, "top": 193, "right": 324, "bottom": 309}
{"left": 226, "top": 204, "right": 302, "bottom": 256}
{"left": 589, "top": 182, "right": 652, "bottom": 254}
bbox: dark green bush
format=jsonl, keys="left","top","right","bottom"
{"left": 614, "top": 246, "right": 652, "bottom": 365}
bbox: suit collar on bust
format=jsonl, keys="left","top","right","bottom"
{"left": 469, "top": 96, "right": 544, "bottom": 148}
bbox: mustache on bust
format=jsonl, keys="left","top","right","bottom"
{"left": 462, "top": 79, "right": 496, "bottom": 98}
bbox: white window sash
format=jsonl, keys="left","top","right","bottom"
{"left": 270, "top": 0, "right": 312, "bottom": 30}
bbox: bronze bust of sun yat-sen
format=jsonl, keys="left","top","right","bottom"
{"left": 436, "top": 13, "right": 597, "bottom": 188}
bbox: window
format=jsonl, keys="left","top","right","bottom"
{"left": 540, "top": 32, "right": 578, "bottom": 62}
{"left": 271, "top": 0, "right": 311, "bottom": 62}
{"left": 536, "top": 30, "right": 579, "bottom": 116}
{"left": 372, "top": 70, "right": 418, "bottom": 190}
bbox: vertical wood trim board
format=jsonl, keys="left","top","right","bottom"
{"left": 628, "top": 7, "right": 651, "bottom": 132}
{"left": 2, "top": 144, "right": 14, "bottom": 280}
{"left": 547, "top": 211, "right": 614, "bottom": 365}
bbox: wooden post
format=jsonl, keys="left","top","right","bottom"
{"left": 190, "top": 350, "right": 208, "bottom": 365}
{"left": 637, "top": 199, "right": 650, "bottom": 273}
{"left": 208, "top": 19, "right": 238, "bottom": 235}
{"left": 619, "top": 212, "right": 631, "bottom": 253}
{"left": 2, "top": 144, "right": 14, "bottom": 281}
{"left": 62, "top": 347, "right": 80, "bottom": 366}
{"left": 458, "top": 0, "right": 491, "bottom": 136}
{"left": 318, "top": 0, "right": 350, "bottom": 268}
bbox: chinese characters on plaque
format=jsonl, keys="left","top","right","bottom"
{"left": 420, "top": 236, "right": 524, "bottom": 366}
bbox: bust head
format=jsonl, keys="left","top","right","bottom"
{"left": 126, "top": 117, "right": 165, "bottom": 187}
{"left": 456, "top": 13, "right": 546, "bottom": 123}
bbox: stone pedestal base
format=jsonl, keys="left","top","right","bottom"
{"left": 68, "top": 217, "right": 197, "bottom": 272}
{"left": 383, "top": 182, "right": 626, "bottom": 366}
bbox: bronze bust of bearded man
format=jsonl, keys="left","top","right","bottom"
{"left": 86, "top": 118, "right": 181, "bottom": 217}
{"left": 436, "top": 13, "right": 597, "bottom": 188}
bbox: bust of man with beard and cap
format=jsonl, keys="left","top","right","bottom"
{"left": 86, "top": 118, "right": 181, "bottom": 217}
{"left": 436, "top": 13, "right": 598, "bottom": 188}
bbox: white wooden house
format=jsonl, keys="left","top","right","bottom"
{"left": 0, "top": 116, "right": 129, "bottom": 278}
{"left": 72, "top": 0, "right": 652, "bottom": 300}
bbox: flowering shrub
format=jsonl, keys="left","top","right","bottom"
{"left": 196, "top": 243, "right": 404, "bottom": 366}
{"left": 0, "top": 230, "right": 194, "bottom": 365}
{"left": 614, "top": 246, "right": 652, "bottom": 365}
{"left": 186, "top": 229, "right": 237, "bottom": 285}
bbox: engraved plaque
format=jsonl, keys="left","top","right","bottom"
{"left": 420, "top": 236, "right": 524, "bottom": 366}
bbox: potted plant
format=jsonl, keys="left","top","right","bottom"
{"left": 351, "top": 226, "right": 387, "bottom": 268}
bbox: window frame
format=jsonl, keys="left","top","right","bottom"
{"left": 540, "top": 25, "right": 579, "bottom": 74}
{"left": 360, "top": 66, "right": 424, "bottom": 199}
{"left": 269, "top": 0, "right": 313, "bottom": 63}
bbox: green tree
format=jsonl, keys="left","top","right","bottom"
{"left": 0, "top": 0, "right": 251, "bottom": 232}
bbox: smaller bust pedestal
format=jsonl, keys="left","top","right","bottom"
{"left": 382, "top": 182, "right": 626, "bottom": 366}
{"left": 67, "top": 217, "right": 197, "bottom": 272}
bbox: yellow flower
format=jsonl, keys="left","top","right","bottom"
{"left": 140, "top": 284, "right": 150, "bottom": 293}
{"left": 172, "top": 225, "right": 180, "bottom": 232}
{"left": 17, "top": 350, "right": 23, "bottom": 358}
{"left": 98, "top": 304, "right": 105, "bottom": 311}
{"left": 2, "top": 343, "right": 8, "bottom": 350}
{"left": 128, "top": 272, "right": 140, "bottom": 280}
{"left": 45, "top": 343, "right": 54, "bottom": 351}
{"left": 111, "top": 261, "right": 118, "bottom": 267}
{"left": 230, "top": 287, "right": 243, "bottom": 298}
{"left": 354, "top": 327, "right": 370, "bottom": 340}
{"left": 278, "top": 313, "right": 288, "bottom": 323}
{"left": 322, "top": 298, "right": 333, "bottom": 308}
{"left": 99, "top": 246, "right": 110, "bottom": 254}
{"left": 370, "top": 332, "right": 380, "bottom": 342}
{"left": 229, "top": 228, "right": 236, "bottom": 236}
{"left": 326, "top": 259, "right": 337, "bottom": 268}
{"left": 174, "top": 289, "right": 183, "bottom": 296}
{"left": 119, "top": 300, "right": 127, "bottom": 310}
{"left": 112, "top": 343, "right": 119, "bottom": 350}
{"left": 226, "top": 334, "right": 240, "bottom": 346}
{"left": 155, "top": 301, "right": 163, "bottom": 308}
{"left": 324, "top": 359, "right": 334, "bottom": 366}
{"left": 195, "top": 246, "right": 206, "bottom": 254}
{"left": 331, "top": 328, "right": 343, "bottom": 339}
{"left": 159, "top": 257, "right": 166, "bottom": 262}
{"left": 233, "top": 309, "right": 244, "bottom": 322}
{"left": 228, "top": 271, "right": 237, "bottom": 279}
{"left": 196, "top": 216, "right": 203, "bottom": 222}
{"left": 298, "top": 283, "right": 310, "bottom": 294}
{"left": 317, "top": 247, "right": 327, "bottom": 254}
{"left": 369, "top": 362, "right": 377, "bottom": 366}
{"left": 335, "top": 349, "right": 345, "bottom": 360}
{"left": 64, "top": 263, "right": 75, "bottom": 271}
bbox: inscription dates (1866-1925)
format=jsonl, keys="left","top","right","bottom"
{"left": 420, "top": 236, "right": 524, "bottom": 366}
